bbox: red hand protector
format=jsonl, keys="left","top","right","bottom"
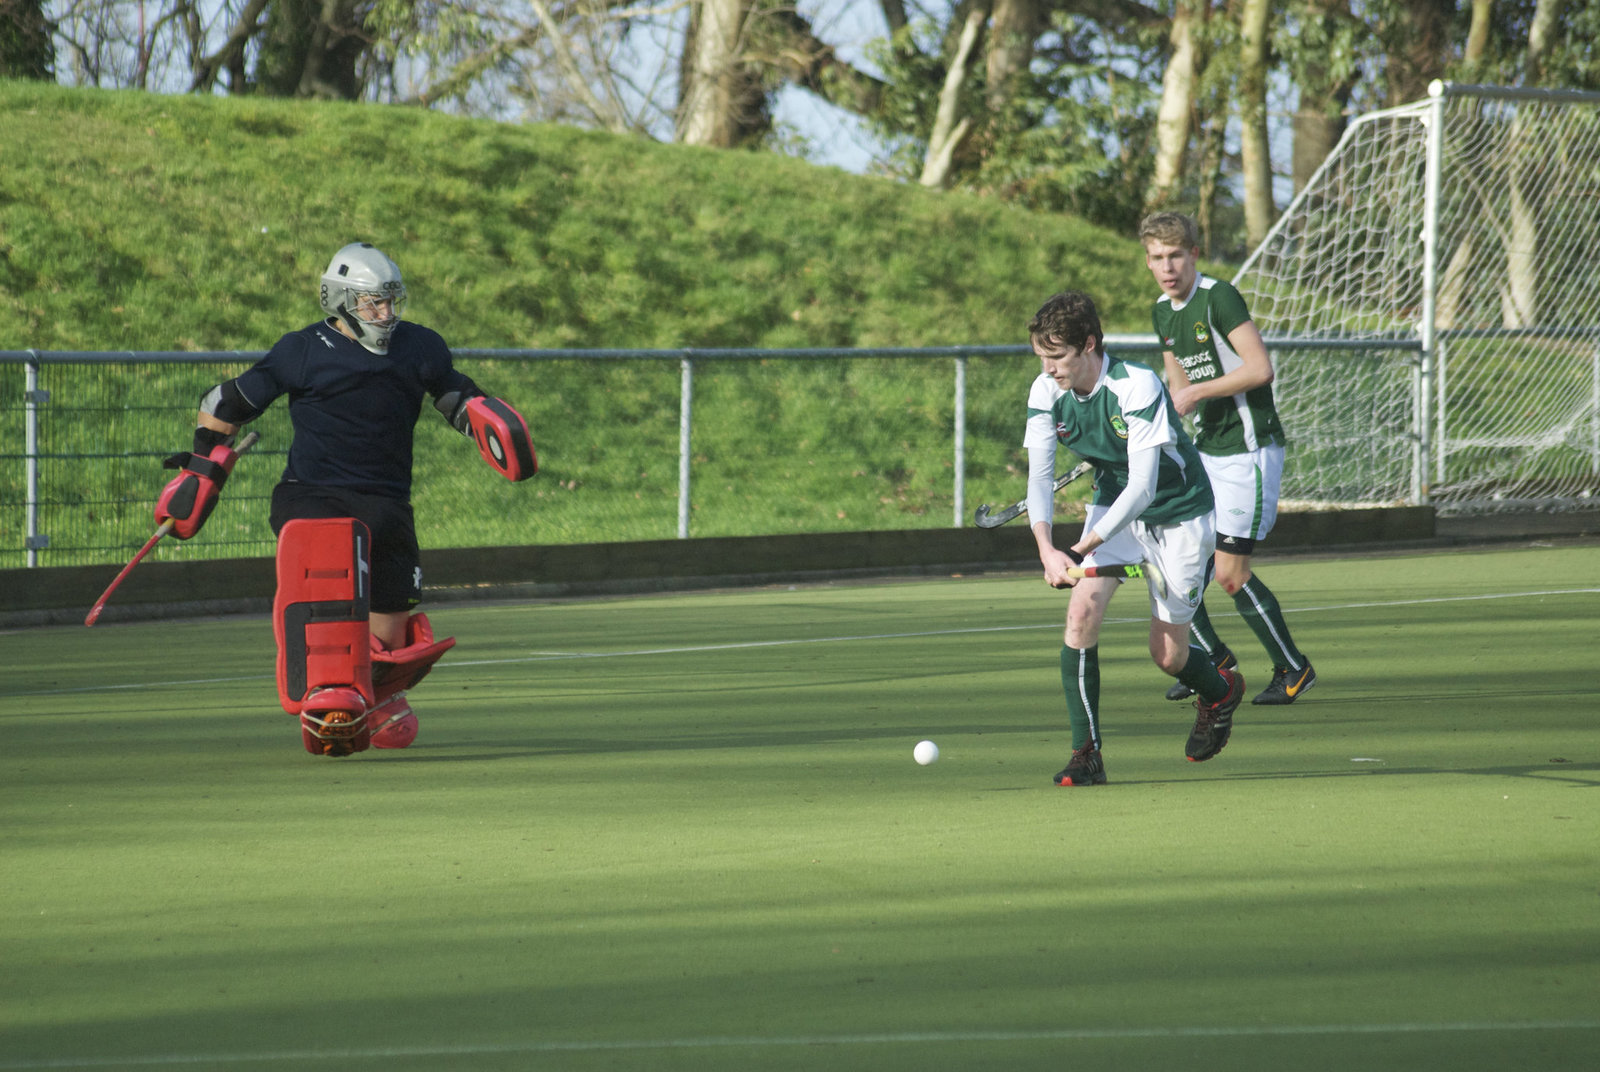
{"left": 464, "top": 396, "right": 537, "bottom": 482}
{"left": 153, "top": 443, "right": 241, "bottom": 539}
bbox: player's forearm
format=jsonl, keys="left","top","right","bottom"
{"left": 1162, "top": 352, "right": 1188, "bottom": 389}
{"left": 1190, "top": 365, "right": 1271, "bottom": 399}
{"left": 1088, "top": 446, "right": 1158, "bottom": 543}
{"left": 1221, "top": 322, "right": 1275, "bottom": 392}
{"left": 1025, "top": 445, "right": 1058, "bottom": 528}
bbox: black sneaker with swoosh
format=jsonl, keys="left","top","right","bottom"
{"left": 1252, "top": 663, "right": 1317, "bottom": 706}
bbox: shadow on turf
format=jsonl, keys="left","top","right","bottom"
{"left": 1164, "top": 760, "right": 1600, "bottom": 788}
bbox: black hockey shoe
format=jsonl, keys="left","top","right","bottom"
{"left": 1053, "top": 747, "right": 1108, "bottom": 786}
{"left": 1185, "top": 667, "right": 1244, "bottom": 762}
{"left": 1252, "top": 663, "right": 1318, "bottom": 705}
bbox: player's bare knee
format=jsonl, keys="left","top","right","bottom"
{"left": 1213, "top": 545, "right": 1254, "bottom": 594}
{"left": 1152, "top": 647, "right": 1188, "bottom": 676}
{"left": 1065, "top": 603, "right": 1108, "bottom": 647}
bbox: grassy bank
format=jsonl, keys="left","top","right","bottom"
{"left": 0, "top": 80, "right": 1175, "bottom": 565}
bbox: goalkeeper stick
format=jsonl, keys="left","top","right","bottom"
{"left": 1065, "top": 560, "right": 1169, "bottom": 599}
{"left": 84, "top": 431, "right": 260, "bottom": 627}
{"left": 973, "top": 461, "right": 1092, "bottom": 529}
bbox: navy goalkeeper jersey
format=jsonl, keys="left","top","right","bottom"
{"left": 231, "top": 319, "right": 473, "bottom": 498}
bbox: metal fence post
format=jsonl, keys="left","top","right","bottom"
{"left": 678, "top": 355, "right": 693, "bottom": 539}
{"left": 952, "top": 355, "right": 966, "bottom": 527}
{"left": 24, "top": 352, "right": 46, "bottom": 567}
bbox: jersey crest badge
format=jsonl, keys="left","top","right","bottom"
{"left": 1109, "top": 415, "right": 1128, "bottom": 439}
{"left": 1193, "top": 321, "right": 1210, "bottom": 344}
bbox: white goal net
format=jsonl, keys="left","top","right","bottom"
{"left": 1234, "top": 81, "right": 1600, "bottom": 515}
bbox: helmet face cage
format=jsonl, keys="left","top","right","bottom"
{"left": 319, "top": 243, "right": 408, "bottom": 354}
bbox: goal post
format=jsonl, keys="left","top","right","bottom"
{"left": 1233, "top": 81, "right": 1600, "bottom": 515}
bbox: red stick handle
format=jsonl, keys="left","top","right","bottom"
{"left": 84, "top": 520, "right": 174, "bottom": 627}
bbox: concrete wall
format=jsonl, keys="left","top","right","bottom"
{"left": 2, "top": 506, "right": 1436, "bottom": 627}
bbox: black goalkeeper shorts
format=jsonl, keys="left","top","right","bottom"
{"left": 269, "top": 482, "right": 421, "bottom": 614}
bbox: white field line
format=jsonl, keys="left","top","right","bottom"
{"left": 4, "top": 587, "right": 1596, "bottom": 701}
{"left": 1, "top": 1020, "right": 1597, "bottom": 1069}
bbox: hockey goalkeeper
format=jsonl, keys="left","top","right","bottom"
{"left": 154, "top": 242, "right": 537, "bottom": 756}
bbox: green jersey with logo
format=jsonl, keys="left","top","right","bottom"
{"left": 1023, "top": 353, "right": 1213, "bottom": 526}
{"left": 1152, "top": 275, "right": 1285, "bottom": 456}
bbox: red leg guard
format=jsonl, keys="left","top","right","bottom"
{"left": 371, "top": 612, "right": 456, "bottom": 703}
{"left": 366, "top": 613, "right": 454, "bottom": 750}
{"left": 368, "top": 693, "right": 419, "bottom": 749}
{"left": 275, "top": 518, "right": 376, "bottom": 757}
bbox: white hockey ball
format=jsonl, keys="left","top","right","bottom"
{"left": 913, "top": 740, "right": 939, "bottom": 766}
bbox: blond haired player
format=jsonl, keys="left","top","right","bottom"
{"left": 1140, "top": 212, "right": 1316, "bottom": 706}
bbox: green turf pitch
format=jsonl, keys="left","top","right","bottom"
{"left": 2, "top": 545, "right": 1597, "bottom": 1071}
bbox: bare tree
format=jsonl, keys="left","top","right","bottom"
{"left": 1237, "top": 0, "right": 1273, "bottom": 245}
{"left": 251, "top": 0, "right": 371, "bottom": 99}
{"left": 191, "top": 0, "right": 272, "bottom": 93}
{"left": 1285, "top": 0, "right": 1358, "bottom": 194}
{"left": 1147, "top": 0, "right": 1204, "bottom": 211}
{"left": 919, "top": 2, "right": 985, "bottom": 187}
{"left": 676, "top": 0, "right": 765, "bottom": 145}
{"left": 1, "top": 0, "right": 54, "bottom": 78}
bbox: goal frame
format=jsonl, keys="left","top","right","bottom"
{"left": 1234, "top": 80, "right": 1600, "bottom": 515}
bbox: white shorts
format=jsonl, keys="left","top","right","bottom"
{"left": 1202, "top": 443, "right": 1284, "bottom": 542}
{"left": 1081, "top": 504, "right": 1144, "bottom": 570}
{"left": 1083, "top": 508, "right": 1214, "bottom": 626}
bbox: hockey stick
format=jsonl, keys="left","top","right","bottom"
{"left": 84, "top": 431, "right": 260, "bottom": 627}
{"left": 1065, "top": 560, "right": 1169, "bottom": 599}
{"left": 973, "top": 461, "right": 1092, "bottom": 529}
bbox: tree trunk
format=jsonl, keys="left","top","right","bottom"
{"left": 1502, "top": 173, "right": 1538, "bottom": 328}
{"left": 1499, "top": 0, "right": 1564, "bottom": 325}
{"left": 985, "top": 0, "right": 1044, "bottom": 113}
{"left": 255, "top": 0, "right": 370, "bottom": 100}
{"left": 0, "top": 0, "right": 53, "bottom": 80}
{"left": 1148, "top": 0, "right": 1203, "bottom": 211}
{"left": 1195, "top": 111, "right": 1227, "bottom": 252}
{"left": 920, "top": 6, "right": 985, "bottom": 188}
{"left": 1526, "top": 0, "right": 1563, "bottom": 84}
{"left": 677, "top": 0, "right": 768, "bottom": 148}
{"left": 1464, "top": 0, "right": 1492, "bottom": 65}
{"left": 1290, "top": 0, "right": 1357, "bottom": 194}
{"left": 1384, "top": 0, "right": 1450, "bottom": 104}
{"left": 191, "top": 0, "right": 273, "bottom": 93}
{"left": 1238, "top": 0, "right": 1275, "bottom": 246}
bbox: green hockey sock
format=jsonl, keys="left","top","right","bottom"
{"left": 1176, "top": 645, "right": 1229, "bottom": 703}
{"left": 1060, "top": 645, "right": 1101, "bottom": 751}
{"left": 1232, "top": 575, "right": 1306, "bottom": 669}
{"left": 1186, "top": 601, "right": 1231, "bottom": 662}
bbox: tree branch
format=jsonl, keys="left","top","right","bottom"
{"left": 189, "top": 0, "right": 271, "bottom": 93}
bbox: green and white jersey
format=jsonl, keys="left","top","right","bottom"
{"left": 1023, "top": 353, "right": 1213, "bottom": 526}
{"left": 1152, "top": 274, "right": 1285, "bottom": 456}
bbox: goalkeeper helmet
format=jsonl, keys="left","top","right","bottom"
{"left": 319, "top": 243, "right": 407, "bottom": 354}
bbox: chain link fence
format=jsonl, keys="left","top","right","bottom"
{"left": 3, "top": 339, "right": 1429, "bottom": 571}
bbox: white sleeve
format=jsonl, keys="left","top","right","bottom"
{"left": 1088, "top": 443, "right": 1158, "bottom": 544}
{"left": 1026, "top": 445, "right": 1058, "bottom": 527}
